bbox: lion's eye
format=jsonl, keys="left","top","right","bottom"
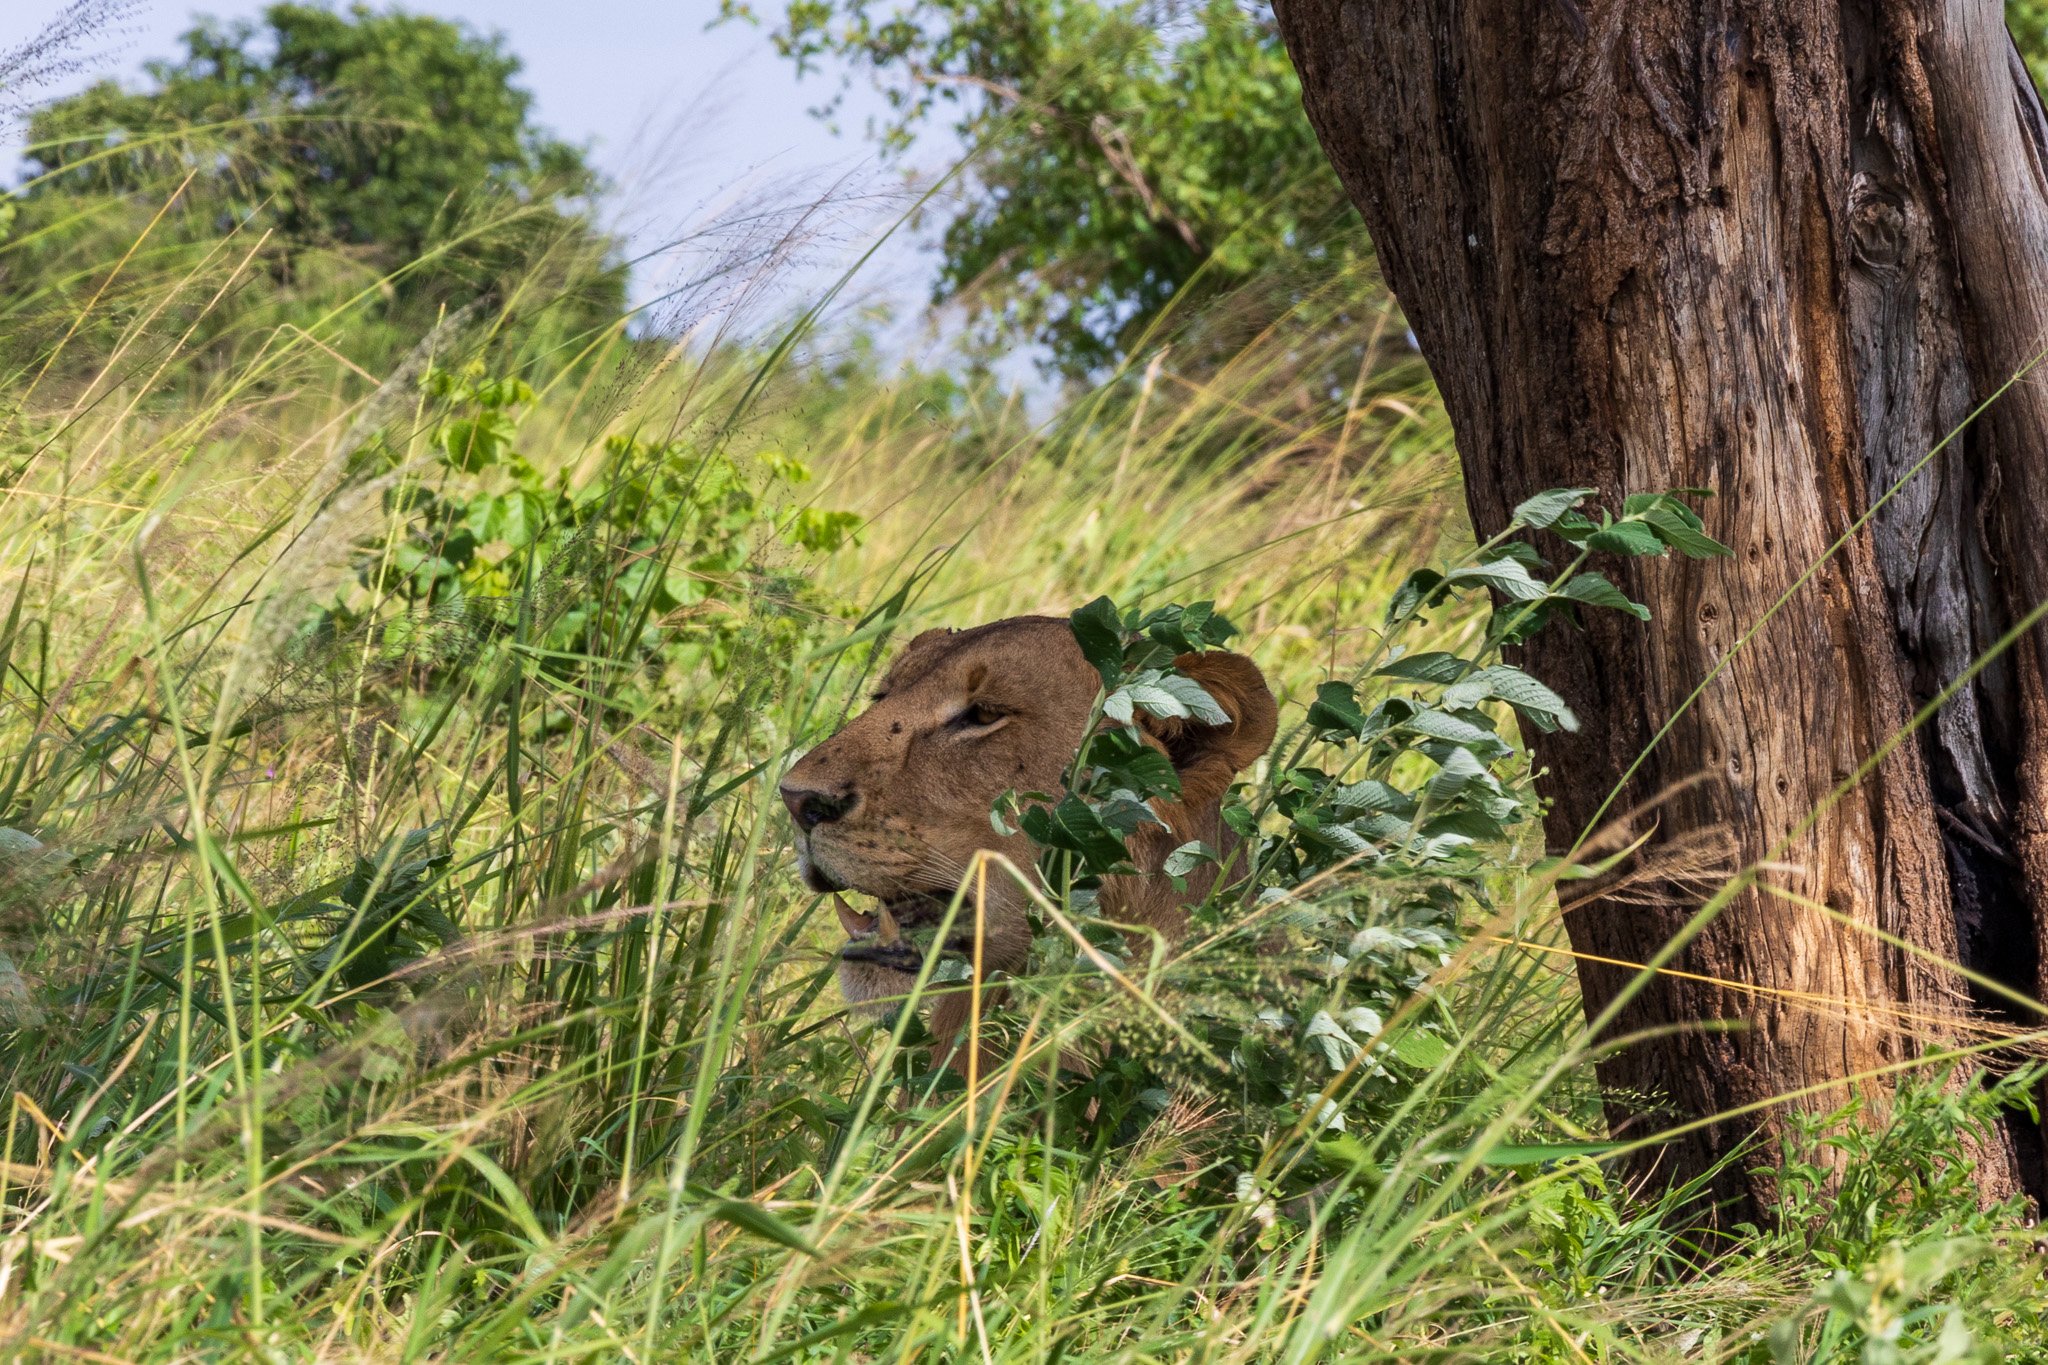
{"left": 949, "top": 700, "right": 1006, "bottom": 731}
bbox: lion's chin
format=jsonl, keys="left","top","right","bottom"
{"left": 834, "top": 958, "right": 919, "bottom": 1021}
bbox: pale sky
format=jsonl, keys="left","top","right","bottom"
{"left": 0, "top": 0, "right": 958, "bottom": 331}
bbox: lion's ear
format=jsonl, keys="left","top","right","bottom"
{"left": 1138, "top": 651, "right": 1278, "bottom": 808}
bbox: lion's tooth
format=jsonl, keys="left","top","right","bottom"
{"left": 875, "top": 903, "right": 902, "bottom": 946}
{"left": 832, "top": 893, "right": 876, "bottom": 937}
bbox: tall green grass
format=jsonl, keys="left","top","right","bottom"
{"left": 0, "top": 160, "right": 2043, "bottom": 1364}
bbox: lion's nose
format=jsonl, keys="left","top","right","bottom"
{"left": 780, "top": 779, "right": 855, "bottom": 830}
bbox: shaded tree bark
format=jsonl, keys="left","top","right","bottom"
{"left": 1271, "top": 0, "right": 2048, "bottom": 1216}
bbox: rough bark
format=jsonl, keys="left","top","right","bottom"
{"left": 1272, "top": 0, "right": 2048, "bottom": 1215}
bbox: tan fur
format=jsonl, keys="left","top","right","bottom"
{"left": 780, "top": 616, "right": 1278, "bottom": 1069}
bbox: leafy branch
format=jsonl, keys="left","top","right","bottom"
{"left": 1005, "top": 485, "right": 1731, "bottom": 1166}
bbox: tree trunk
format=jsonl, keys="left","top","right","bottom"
{"left": 1271, "top": 0, "right": 2048, "bottom": 1217}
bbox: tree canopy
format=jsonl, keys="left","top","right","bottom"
{"left": 726, "top": 0, "right": 1361, "bottom": 376}
{"left": 6, "top": 4, "right": 622, "bottom": 368}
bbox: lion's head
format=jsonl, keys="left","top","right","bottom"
{"left": 779, "top": 615, "right": 1277, "bottom": 1040}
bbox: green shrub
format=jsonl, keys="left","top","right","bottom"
{"left": 327, "top": 361, "right": 863, "bottom": 717}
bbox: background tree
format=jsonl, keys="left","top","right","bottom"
{"left": 5, "top": 4, "right": 622, "bottom": 374}
{"left": 724, "top": 0, "right": 1368, "bottom": 380}
{"left": 1272, "top": 0, "right": 2048, "bottom": 1215}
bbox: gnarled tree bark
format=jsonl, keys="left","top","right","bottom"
{"left": 1271, "top": 0, "right": 2048, "bottom": 1215}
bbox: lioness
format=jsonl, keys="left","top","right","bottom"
{"left": 779, "top": 615, "right": 1277, "bottom": 1067}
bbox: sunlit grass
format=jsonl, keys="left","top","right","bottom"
{"left": 0, "top": 154, "right": 2041, "bottom": 1364}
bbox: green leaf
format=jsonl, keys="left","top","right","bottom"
{"left": 1349, "top": 812, "right": 1411, "bottom": 843}
{"left": 1387, "top": 1028, "right": 1453, "bottom": 1069}
{"left": 1330, "top": 779, "right": 1415, "bottom": 816}
{"left": 1421, "top": 808, "right": 1506, "bottom": 840}
{"left": 1548, "top": 509, "right": 1600, "bottom": 543}
{"left": 1021, "top": 794, "right": 1131, "bottom": 870}
{"left": 1314, "top": 1134, "right": 1384, "bottom": 1181}
{"left": 1470, "top": 1142, "right": 1622, "bottom": 1167}
{"left": 1386, "top": 569, "right": 1445, "bottom": 624}
{"left": 1444, "top": 557, "right": 1547, "bottom": 601}
{"left": 1303, "top": 1009, "right": 1359, "bottom": 1069}
{"left": 707, "top": 1197, "right": 821, "bottom": 1256}
{"left": 1110, "top": 669, "right": 1226, "bottom": 725}
{"left": 440, "top": 411, "right": 514, "bottom": 472}
{"left": 1642, "top": 505, "right": 1733, "bottom": 558}
{"left": 1070, "top": 596, "right": 1125, "bottom": 685}
{"left": 467, "top": 489, "right": 546, "bottom": 547}
{"left": 788, "top": 507, "right": 862, "bottom": 552}
{"left": 1102, "top": 685, "right": 1144, "bottom": 724}
{"left": 1479, "top": 665, "right": 1577, "bottom": 729}
{"left": 1137, "top": 671, "right": 1230, "bottom": 725}
{"left": 1374, "top": 651, "right": 1470, "bottom": 684}
{"left": 1492, "top": 539, "right": 1547, "bottom": 570}
{"left": 1138, "top": 600, "right": 1238, "bottom": 652}
{"left": 1511, "top": 487, "right": 1596, "bottom": 529}
{"left": 1586, "top": 520, "right": 1665, "bottom": 557}
{"left": 989, "top": 791, "right": 1026, "bottom": 837}
{"left": 1094, "top": 793, "right": 1163, "bottom": 840}
{"left": 1411, "top": 831, "right": 1478, "bottom": 862}
{"left": 1402, "top": 708, "right": 1504, "bottom": 751}
{"left": 1443, "top": 664, "right": 1578, "bottom": 732}
{"left": 1305, "top": 680, "right": 1367, "bottom": 737}
{"left": 1489, "top": 598, "right": 1556, "bottom": 647}
{"left": 1560, "top": 572, "right": 1650, "bottom": 620}
{"left": 1425, "top": 745, "right": 1490, "bottom": 804}
{"left": 1438, "top": 674, "right": 1488, "bottom": 711}
{"left": 1085, "top": 730, "right": 1181, "bottom": 800}
{"left": 1624, "top": 490, "right": 1713, "bottom": 519}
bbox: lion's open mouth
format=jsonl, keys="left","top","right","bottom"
{"left": 831, "top": 891, "right": 965, "bottom": 967}
{"left": 830, "top": 890, "right": 940, "bottom": 939}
